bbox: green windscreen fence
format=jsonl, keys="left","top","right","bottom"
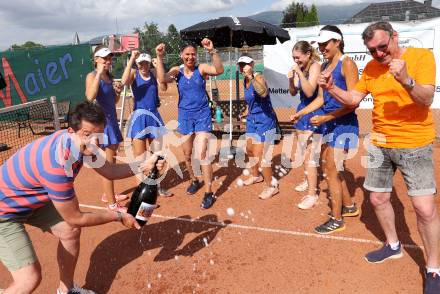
{"left": 0, "top": 44, "right": 92, "bottom": 108}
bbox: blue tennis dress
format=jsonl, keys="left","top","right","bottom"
{"left": 244, "top": 78, "right": 277, "bottom": 142}
{"left": 293, "top": 77, "right": 325, "bottom": 134}
{"left": 322, "top": 56, "right": 359, "bottom": 150}
{"left": 95, "top": 78, "right": 123, "bottom": 147}
{"left": 127, "top": 71, "right": 166, "bottom": 139}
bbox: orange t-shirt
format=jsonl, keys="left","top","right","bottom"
{"left": 355, "top": 48, "right": 436, "bottom": 148}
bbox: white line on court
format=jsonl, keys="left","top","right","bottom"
{"left": 79, "top": 203, "right": 423, "bottom": 250}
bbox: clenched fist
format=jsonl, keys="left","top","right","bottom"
{"left": 155, "top": 43, "right": 166, "bottom": 58}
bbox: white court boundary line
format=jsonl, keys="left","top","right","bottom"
{"left": 79, "top": 203, "right": 423, "bottom": 251}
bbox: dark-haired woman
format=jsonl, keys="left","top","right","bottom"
{"left": 155, "top": 39, "right": 224, "bottom": 209}
{"left": 292, "top": 25, "right": 360, "bottom": 234}
{"left": 85, "top": 46, "right": 128, "bottom": 212}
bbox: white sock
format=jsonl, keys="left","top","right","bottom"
{"left": 389, "top": 241, "right": 400, "bottom": 250}
{"left": 426, "top": 267, "right": 440, "bottom": 275}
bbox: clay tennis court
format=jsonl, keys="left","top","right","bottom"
{"left": 1, "top": 89, "right": 440, "bottom": 293}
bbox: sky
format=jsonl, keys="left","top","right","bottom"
{"left": 1, "top": 0, "right": 439, "bottom": 50}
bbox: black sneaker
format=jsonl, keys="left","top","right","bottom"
{"left": 342, "top": 203, "right": 360, "bottom": 217}
{"left": 314, "top": 217, "right": 345, "bottom": 235}
{"left": 201, "top": 192, "right": 216, "bottom": 209}
{"left": 425, "top": 271, "right": 440, "bottom": 294}
{"left": 186, "top": 180, "right": 201, "bottom": 195}
{"left": 364, "top": 243, "right": 403, "bottom": 263}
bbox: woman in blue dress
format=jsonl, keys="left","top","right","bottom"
{"left": 238, "top": 56, "right": 279, "bottom": 200}
{"left": 85, "top": 45, "right": 128, "bottom": 212}
{"left": 292, "top": 25, "right": 360, "bottom": 234}
{"left": 156, "top": 38, "right": 224, "bottom": 209}
{"left": 121, "top": 47, "right": 172, "bottom": 197}
{"left": 288, "top": 41, "right": 323, "bottom": 210}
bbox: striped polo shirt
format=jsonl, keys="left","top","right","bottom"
{"left": 0, "top": 130, "right": 83, "bottom": 219}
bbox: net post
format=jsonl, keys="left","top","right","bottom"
{"left": 50, "top": 96, "right": 61, "bottom": 131}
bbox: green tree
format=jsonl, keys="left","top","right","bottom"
{"left": 11, "top": 41, "right": 44, "bottom": 50}
{"left": 281, "top": 2, "right": 297, "bottom": 28}
{"left": 137, "top": 22, "right": 165, "bottom": 55}
{"left": 296, "top": 3, "right": 306, "bottom": 27}
{"left": 165, "top": 24, "right": 184, "bottom": 68}
{"left": 281, "top": 1, "right": 319, "bottom": 28}
{"left": 307, "top": 5, "right": 319, "bottom": 26}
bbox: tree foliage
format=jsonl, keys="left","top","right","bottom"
{"left": 11, "top": 41, "right": 44, "bottom": 50}
{"left": 281, "top": 2, "right": 319, "bottom": 28}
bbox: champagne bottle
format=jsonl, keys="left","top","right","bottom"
{"left": 127, "top": 156, "right": 163, "bottom": 226}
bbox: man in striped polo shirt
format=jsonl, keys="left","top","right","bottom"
{"left": 0, "top": 102, "right": 164, "bottom": 294}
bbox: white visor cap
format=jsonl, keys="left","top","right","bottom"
{"left": 94, "top": 47, "right": 113, "bottom": 58}
{"left": 136, "top": 53, "right": 152, "bottom": 63}
{"left": 312, "top": 30, "right": 342, "bottom": 44}
{"left": 237, "top": 56, "right": 254, "bottom": 64}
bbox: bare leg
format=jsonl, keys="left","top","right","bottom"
{"left": 412, "top": 195, "right": 440, "bottom": 268}
{"left": 370, "top": 192, "right": 399, "bottom": 244}
{"left": 5, "top": 262, "right": 42, "bottom": 294}
{"left": 195, "top": 132, "right": 213, "bottom": 194}
{"left": 324, "top": 146, "right": 343, "bottom": 220}
{"left": 246, "top": 138, "right": 259, "bottom": 178}
{"left": 252, "top": 142, "right": 272, "bottom": 186}
{"left": 101, "top": 144, "right": 119, "bottom": 205}
{"left": 181, "top": 134, "right": 196, "bottom": 181}
{"left": 50, "top": 221, "right": 81, "bottom": 293}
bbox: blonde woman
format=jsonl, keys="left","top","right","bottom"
{"left": 288, "top": 41, "right": 323, "bottom": 209}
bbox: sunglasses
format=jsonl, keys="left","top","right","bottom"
{"left": 366, "top": 35, "right": 391, "bottom": 55}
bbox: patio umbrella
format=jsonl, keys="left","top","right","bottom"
{"left": 180, "top": 16, "right": 290, "bottom": 155}
{"left": 180, "top": 16, "right": 290, "bottom": 48}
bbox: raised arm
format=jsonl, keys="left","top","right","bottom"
{"left": 252, "top": 74, "right": 269, "bottom": 98}
{"left": 287, "top": 66, "right": 299, "bottom": 96}
{"left": 85, "top": 63, "right": 105, "bottom": 101}
{"left": 389, "top": 58, "right": 434, "bottom": 107}
{"left": 297, "top": 62, "right": 320, "bottom": 98}
{"left": 198, "top": 38, "right": 224, "bottom": 77}
{"left": 121, "top": 50, "right": 139, "bottom": 86}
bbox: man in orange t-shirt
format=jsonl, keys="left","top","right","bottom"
{"left": 318, "top": 21, "right": 439, "bottom": 293}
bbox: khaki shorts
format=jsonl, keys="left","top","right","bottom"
{"left": 0, "top": 202, "right": 63, "bottom": 271}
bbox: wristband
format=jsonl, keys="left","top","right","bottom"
{"left": 208, "top": 49, "right": 218, "bottom": 54}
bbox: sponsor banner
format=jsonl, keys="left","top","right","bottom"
{"left": 0, "top": 44, "right": 92, "bottom": 107}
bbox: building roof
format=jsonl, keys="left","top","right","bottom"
{"left": 345, "top": 0, "right": 440, "bottom": 23}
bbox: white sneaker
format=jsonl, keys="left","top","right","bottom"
{"left": 57, "top": 284, "right": 96, "bottom": 294}
{"left": 294, "top": 179, "right": 308, "bottom": 192}
{"left": 258, "top": 185, "right": 279, "bottom": 200}
{"left": 297, "top": 195, "right": 318, "bottom": 210}
{"left": 158, "top": 187, "right": 173, "bottom": 197}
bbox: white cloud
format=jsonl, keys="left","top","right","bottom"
{"left": 0, "top": 0, "right": 248, "bottom": 50}
{"left": 270, "top": 0, "right": 364, "bottom": 10}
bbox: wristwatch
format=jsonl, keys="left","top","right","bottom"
{"left": 116, "top": 211, "right": 123, "bottom": 222}
{"left": 405, "top": 77, "right": 416, "bottom": 89}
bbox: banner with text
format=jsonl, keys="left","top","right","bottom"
{"left": 0, "top": 44, "right": 92, "bottom": 108}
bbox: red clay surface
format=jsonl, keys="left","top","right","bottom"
{"left": 1, "top": 136, "right": 439, "bottom": 294}
{"left": 1, "top": 88, "right": 440, "bottom": 293}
